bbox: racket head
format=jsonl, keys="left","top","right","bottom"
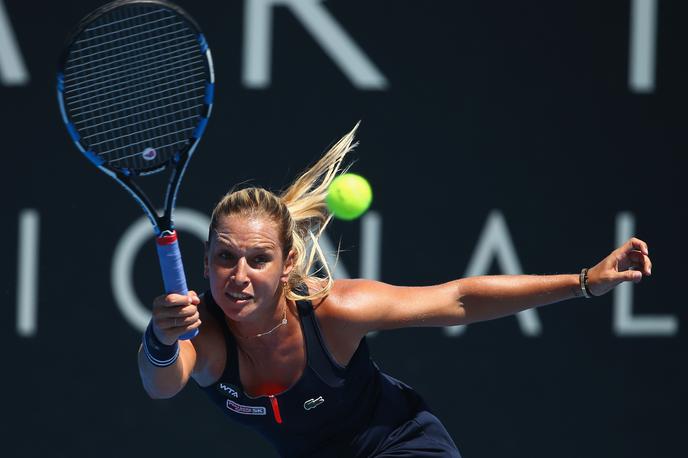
{"left": 57, "top": 0, "right": 214, "bottom": 177}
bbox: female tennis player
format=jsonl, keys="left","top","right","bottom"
{"left": 138, "top": 125, "right": 652, "bottom": 457}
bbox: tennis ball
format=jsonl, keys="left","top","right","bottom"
{"left": 326, "top": 173, "right": 373, "bottom": 220}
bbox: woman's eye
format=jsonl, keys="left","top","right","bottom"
{"left": 254, "top": 256, "right": 269, "bottom": 266}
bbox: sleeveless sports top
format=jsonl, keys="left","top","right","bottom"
{"left": 196, "top": 290, "right": 427, "bottom": 457}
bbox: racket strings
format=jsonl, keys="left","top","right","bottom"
{"left": 62, "top": 4, "right": 209, "bottom": 172}
{"left": 77, "top": 8, "right": 161, "bottom": 35}
{"left": 65, "top": 52, "right": 204, "bottom": 98}
{"left": 68, "top": 69, "right": 206, "bottom": 113}
{"left": 64, "top": 45, "right": 203, "bottom": 112}
{"left": 65, "top": 41, "right": 200, "bottom": 87}
{"left": 70, "top": 75, "right": 203, "bottom": 118}
{"left": 90, "top": 114, "right": 199, "bottom": 150}
{"left": 72, "top": 15, "right": 178, "bottom": 54}
{"left": 66, "top": 28, "right": 194, "bottom": 76}
{"left": 75, "top": 101, "right": 199, "bottom": 134}
{"left": 110, "top": 139, "right": 190, "bottom": 164}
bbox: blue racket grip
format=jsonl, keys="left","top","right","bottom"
{"left": 156, "top": 231, "right": 199, "bottom": 340}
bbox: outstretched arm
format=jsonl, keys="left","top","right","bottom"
{"left": 329, "top": 238, "right": 652, "bottom": 336}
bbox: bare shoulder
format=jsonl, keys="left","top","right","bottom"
{"left": 312, "top": 278, "right": 391, "bottom": 334}
{"left": 306, "top": 278, "right": 369, "bottom": 312}
{"left": 297, "top": 278, "right": 417, "bottom": 348}
{"left": 189, "top": 293, "right": 227, "bottom": 386}
{"left": 305, "top": 278, "right": 446, "bottom": 364}
{"left": 313, "top": 278, "right": 458, "bottom": 333}
{"left": 305, "top": 279, "right": 380, "bottom": 365}
{"left": 319, "top": 278, "right": 398, "bottom": 312}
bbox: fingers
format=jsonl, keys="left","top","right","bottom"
{"left": 622, "top": 269, "right": 643, "bottom": 283}
{"left": 158, "top": 309, "right": 201, "bottom": 329}
{"left": 617, "top": 237, "right": 652, "bottom": 277}
{"left": 626, "top": 250, "right": 652, "bottom": 276}
{"left": 169, "top": 315, "right": 202, "bottom": 332}
{"left": 152, "top": 291, "right": 202, "bottom": 341}
{"left": 157, "top": 303, "right": 198, "bottom": 319}
{"left": 591, "top": 238, "right": 653, "bottom": 295}
{"left": 623, "top": 237, "right": 649, "bottom": 256}
{"left": 154, "top": 292, "right": 199, "bottom": 308}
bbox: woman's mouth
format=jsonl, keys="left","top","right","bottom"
{"left": 226, "top": 291, "right": 254, "bottom": 303}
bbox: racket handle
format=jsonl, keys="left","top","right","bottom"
{"left": 156, "top": 231, "right": 198, "bottom": 340}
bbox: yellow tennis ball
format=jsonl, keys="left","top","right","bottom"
{"left": 326, "top": 173, "right": 373, "bottom": 220}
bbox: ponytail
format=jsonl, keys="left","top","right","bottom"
{"left": 208, "top": 123, "right": 360, "bottom": 302}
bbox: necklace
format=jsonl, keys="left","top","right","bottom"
{"left": 249, "top": 305, "right": 288, "bottom": 338}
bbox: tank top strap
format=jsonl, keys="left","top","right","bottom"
{"left": 203, "top": 291, "right": 240, "bottom": 382}
{"left": 293, "top": 284, "right": 347, "bottom": 386}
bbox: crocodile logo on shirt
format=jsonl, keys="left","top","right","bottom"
{"left": 303, "top": 396, "right": 325, "bottom": 410}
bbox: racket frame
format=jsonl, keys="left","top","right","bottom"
{"left": 56, "top": 0, "right": 215, "bottom": 339}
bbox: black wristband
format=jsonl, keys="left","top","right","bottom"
{"left": 580, "top": 268, "right": 593, "bottom": 298}
{"left": 143, "top": 322, "right": 179, "bottom": 367}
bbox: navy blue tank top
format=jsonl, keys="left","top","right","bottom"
{"left": 196, "top": 290, "right": 428, "bottom": 457}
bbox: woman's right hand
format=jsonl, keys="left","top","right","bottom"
{"left": 151, "top": 291, "right": 201, "bottom": 345}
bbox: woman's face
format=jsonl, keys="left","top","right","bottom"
{"left": 205, "top": 214, "right": 294, "bottom": 322}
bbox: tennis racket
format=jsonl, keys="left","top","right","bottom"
{"left": 57, "top": 0, "right": 214, "bottom": 339}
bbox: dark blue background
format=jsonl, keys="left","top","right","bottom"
{"left": 1, "top": 1, "right": 685, "bottom": 456}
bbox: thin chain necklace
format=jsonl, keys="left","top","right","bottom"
{"left": 244, "top": 305, "right": 287, "bottom": 338}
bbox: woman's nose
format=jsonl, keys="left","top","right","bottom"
{"left": 231, "top": 258, "right": 249, "bottom": 284}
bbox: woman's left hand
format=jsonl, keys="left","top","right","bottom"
{"left": 586, "top": 237, "right": 652, "bottom": 297}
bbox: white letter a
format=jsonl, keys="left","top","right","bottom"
{"left": 0, "top": 1, "right": 29, "bottom": 86}
{"left": 445, "top": 211, "right": 542, "bottom": 337}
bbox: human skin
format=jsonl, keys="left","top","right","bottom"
{"left": 138, "top": 214, "right": 652, "bottom": 399}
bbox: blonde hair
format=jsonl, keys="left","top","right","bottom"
{"left": 208, "top": 122, "right": 359, "bottom": 302}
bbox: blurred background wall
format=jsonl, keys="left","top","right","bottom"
{"left": 1, "top": 1, "right": 685, "bottom": 456}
